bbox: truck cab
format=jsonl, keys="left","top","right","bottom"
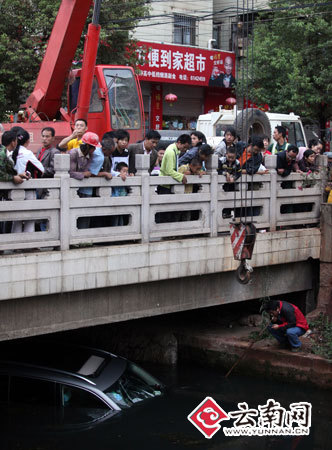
{"left": 69, "top": 66, "right": 144, "bottom": 144}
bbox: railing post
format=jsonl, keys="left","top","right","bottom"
{"left": 136, "top": 154, "right": 150, "bottom": 243}
{"left": 54, "top": 154, "right": 70, "bottom": 251}
{"left": 206, "top": 154, "right": 219, "bottom": 237}
{"left": 317, "top": 154, "right": 328, "bottom": 205}
{"left": 265, "top": 155, "right": 277, "bottom": 231}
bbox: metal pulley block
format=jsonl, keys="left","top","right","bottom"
{"left": 230, "top": 222, "right": 257, "bottom": 284}
{"left": 230, "top": 222, "right": 257, "bottom": 261}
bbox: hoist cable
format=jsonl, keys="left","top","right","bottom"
{"left": 239, "top": 0, "right": 245, "bottom": 222}
{"left": 232, "top": 0, "right": 240, "bottom": 219}
{"left": 250, "top": 0, "right": 254, "bottom": 223}
{"left": 244, "top": 0, "right": 250, "bottom": 225}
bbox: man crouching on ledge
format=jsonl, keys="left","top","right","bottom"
{"left": 264, "top": 300, "right": 309, "bottom": 352}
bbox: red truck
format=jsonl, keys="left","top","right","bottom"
{"left": 1, "top": 0, "right": 145, "bottom": 152}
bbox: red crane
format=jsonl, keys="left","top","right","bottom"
{"left": 2, "top": 0, "right": 145, "bottom": 151}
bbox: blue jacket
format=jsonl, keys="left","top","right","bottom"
{"left": 178, "top": 146, "right": 199, "bottom": 166}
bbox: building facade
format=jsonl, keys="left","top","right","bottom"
{"left": 133, "top": 1, "right": 238, "bottom": 131}
{"left": 212, "top": 0, "right": 268, "bottom": 53}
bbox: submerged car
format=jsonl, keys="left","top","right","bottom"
{"left": 0, "top": 340, "right": 164, "bottom": 430}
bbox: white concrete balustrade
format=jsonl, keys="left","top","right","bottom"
{"left": 0, "top": 154, "right": 323, "bottom": 252}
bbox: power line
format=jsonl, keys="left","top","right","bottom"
{"left": 213, "top": 0, "right": 332, "bottom": 17}
{"left": 101, "top": 1, "right": 332, "bottom": 27}
{"left": 109, "top": 9, "right": 332, "bottom": 32}
{"left": 98, "top": 0, "right": 213, "bottom": 14}
{"left": 239, "top": 9, "right": 332, "bottom": 25}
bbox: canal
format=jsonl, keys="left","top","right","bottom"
{"left": 1, "top": 360, "right": 331, "bottom": 449}
{"left": 1, "top": 302, "right": 331, "bottom": 450}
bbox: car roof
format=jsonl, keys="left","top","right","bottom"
{"left": 0, "top": 340, "right": 127, "bottom": 391}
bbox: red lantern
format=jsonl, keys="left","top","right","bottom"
{"left": 226, "top": 97, "right": 237, "bottom": 106}
{"left": 164, "top": 93, "right": 178, "bottom": 107}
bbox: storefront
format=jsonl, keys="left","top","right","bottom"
{"left": 137, "top": 41, "right": 236, "bottom": 131}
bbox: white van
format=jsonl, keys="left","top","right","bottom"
{"left": 196, "top": 107, "right": 307, "bottom": 148}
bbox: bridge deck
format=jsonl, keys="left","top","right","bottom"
{"left": 0, "top": 154, "right": 323, "bottom": 340}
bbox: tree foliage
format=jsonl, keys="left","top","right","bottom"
{"left": 238, "top": 0, "right": 332, "bottom": 126}
{"left": 0, "top": 0, "right": 150, "bottom": 121}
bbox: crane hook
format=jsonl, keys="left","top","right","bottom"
{"left": 236, "top": 259, "right": 253, "bottom": 284}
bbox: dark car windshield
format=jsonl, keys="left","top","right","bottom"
{"left": 104, "top": 362, "right": 163, "bottom": 408}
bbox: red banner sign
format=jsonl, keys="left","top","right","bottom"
{"left": 137, "top": 41, "right": 236, "bottom": 87}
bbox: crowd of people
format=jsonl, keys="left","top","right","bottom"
{"left": 0, "top": 120, "right": 328, "bottom": 233}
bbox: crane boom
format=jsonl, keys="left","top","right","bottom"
{"left": 1, "top": 0, "right": 145, "bottom": 150}
{"left": 24, "top": 0, "right": 93, "bottom": 119}
{"left": 75, "top": 0, "right": 101, "bottom": 121}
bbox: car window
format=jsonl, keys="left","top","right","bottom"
{"left": 60, "top": 384, "right": 108, "bottom": 409}
{"left": 89, "top": 78, "right": 104, "bottom": 113}
{"left": 0, "top": 378, "right": 111, "bottom": 430}
{"left": 0, "top": 376, "right": 57, "bottom": 431}
{"left": 294, "top": 122, "right": 306, "bottom": 147}
{"left": 69, "top": 77, "right": 103, "bottom": 114}
{"left": 59, "top": 384, "right": 110, "bottom": 425}
{"left": 9, "top": 376, "right": 56, "bottom": 406}
{"left": 281, "top": 121, "right": 306, "bottom": 147}
{"left": 281, "top": 122, "right": 295, "bottom": 145}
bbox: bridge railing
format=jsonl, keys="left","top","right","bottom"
{"left": 0, "top": 154, "right": 324, "bottom": 251}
